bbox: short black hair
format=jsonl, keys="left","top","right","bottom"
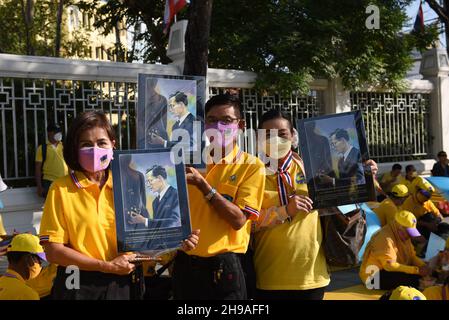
{"left": 6, "top": 251, "right": 29, "bottom": 264}
{"left": 146, "top": 165, "right": 167, "bottom": 180}
{"left": 438, "top": 151, "right": 447, "bottom": 157}
{"left": 47, "top": 123, "right": 61, "bottom": 133}
{"left": 258, "top": 109, "right": 293, "bottom": 132}
{"left": 392, "top": 163, "right": 402, "bottom": 171}
{"left": 330, "top": 128, "right": 349, "bottom": 141}
{"left": 205, "top": 94, "right": 242, "bottom": 118}
{"left": 170, "top": 91, "right": 188, "bottom": 106}
{"left": 405, "top": 165, "right": 416, "bottom": 173}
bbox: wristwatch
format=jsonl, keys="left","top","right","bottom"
{"left": 205, "top": 187, "right": 217, "bottom": 201}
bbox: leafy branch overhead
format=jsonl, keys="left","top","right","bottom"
{"left": 0, "top": 0, "right": 440, "bottom": 95}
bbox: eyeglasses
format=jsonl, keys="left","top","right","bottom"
{"left": 205, "top": 117, "right": 241, "bottom": 125}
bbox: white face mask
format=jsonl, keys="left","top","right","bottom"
{"left": 263, "top": 136, "right": 292, "bottom": 160}
{"left": 53, "top": 132, "right": 63, "bottom": 142}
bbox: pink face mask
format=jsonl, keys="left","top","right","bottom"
{"left": 78, "top": 147, "right": 113, "bottom": 173}
{"left": 205, "top": 122, "right": 240, "bottom": 147}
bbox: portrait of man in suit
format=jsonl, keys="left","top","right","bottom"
{"left": 128, "top": 165, "right": 181, "bottom": 229}
{"left": 148, "top": 91, "right": 196, "bottom": 151}
{"left": 305, "top": 121, "right": 336, "bottom": 189}
{"left": 329, "top": 128, "right": 365, "bottom": 187}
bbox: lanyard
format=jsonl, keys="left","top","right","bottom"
{"left": 277, "top": 151, "right": 293, "bottom": 206}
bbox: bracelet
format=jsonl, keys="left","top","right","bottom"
{"left": 205, "top": 187, "right": 217, "bottom": 201}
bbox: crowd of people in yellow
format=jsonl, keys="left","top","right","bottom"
{"left": 0, "top": 93, "right": 448, "bottom": 300}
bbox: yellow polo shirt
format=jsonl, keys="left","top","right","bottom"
{"left": 402, "top": 195, "right": 441, "bottom": 219}
{"left": 186, "top": 146, "right": 265, "bottom": 257}
{"left": 380, "top": 172, "right": 405, "bottom": 193}
{"left": 35, "top": 142, "right": 68, "bottom": 181}
{"left": 253, "top": 154, "right": 330, "bottom": 290}
{"left": 39, "top": 170, "right": 118, "bottom": 262}
{"left": 403, "top": 176, "right": 434, "bottom": 195}
{"left": 423, "top": 285, "right": 449, "bottom": 300}
{"left": 0, "top": 269, "right": 39, "bottom": 300}
{"left": 26, "top": 263, "right": 57, "bottom": 298}
{"left": 373, "top": 198, "right": 401, "bottom": 227}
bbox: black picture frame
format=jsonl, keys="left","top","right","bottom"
{"left": 297, "top": 111, "right": 376, "bottom": 209}
{"left": 136, "top": 73, "right": 206, "bottom": 169}
{"left": 111, "top": 148, "right": 192, "bottom": 255}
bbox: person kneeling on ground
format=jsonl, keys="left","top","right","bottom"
{"left": 360, "top": 210, "right": 431, "bottom": 290}
{"left": 0, "top": 234, "right": 46, "bottom": 300}
{"left": 403, "top": 188, "right": 448, "bottom": 241}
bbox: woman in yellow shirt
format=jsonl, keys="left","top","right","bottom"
{"left": 39, "top": 111, "right": 199, "bottom": 300}
{"left": 252, "top": 110, "right": 329, "bottom": 300}
{"left": 360, "top": 210, "right": 430, "bottom": 290}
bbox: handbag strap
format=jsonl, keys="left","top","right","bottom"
{"left": 154, "top": 257, "right": 176, "bottom": 278}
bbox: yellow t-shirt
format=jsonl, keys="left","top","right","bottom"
{"left": 39, "top": 170, "right": 118, "bottom": 262}
{"left": 0, "top": 269, "right": 39, "bottom": 300}
{"left": 359, "top": 224, "right": 424, "bottom": 284}
{"left": 253, "top": 154, "right": 330, "bottom": 290}
{"left": 26, "top": 263, "right": 57, "bottom": 298}
{"left": 423, "top": 285, "right": 449, "bottom": 300}
{"left": 186, "top": 146, "right": 265, "bottom": 257}
{"left": 35, "top": 142, "right": 68, "bottom": 182}
{"left": 380, "top": 172, "right": 405, "bottom": 193}
{"left": 373, "top": 198, "right": 401, "bottom": 227}
{"left": 403, "top": 176, "right": 434, "bottom": 195}
{"left": 402, "top": 195, "right": 441, "bottom": 219}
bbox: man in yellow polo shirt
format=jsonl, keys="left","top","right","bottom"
{"left": 380, "top": 163, "right": 404, "bottom": 194}
{"left": 373, "top": 184, "right": 409, "bottom": 226}
{"left": 0, "top": 234, "right": 46, "bottom": 300}
{"left": 402, "top": 188, "right": 444, "bottom": 240}
{"left": 35, "top": 123, "right": 68, "bottom": 198}
{"left": 172, "top": 94, "right": 265, "bottom": 300}
{"left": 403, "top": 164, "right": 434, "bottom": 195}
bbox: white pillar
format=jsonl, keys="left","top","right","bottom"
{"left": 323, "top": 77, "right": 351, "bottom": 114}
{"left": 166, "top": 20, "right": 188, "bottom": 75}
{"left": 420, "top": 48, "right": 449, "bottom": 156}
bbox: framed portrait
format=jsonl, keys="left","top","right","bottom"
{"left": 297, "top": 111, "right": 376, "bottom": 209}
{"left": 112, "top": 148, "right": 191, "bottom": 255}
{"left": 136, "top": 74, "right": 206, "bottom": 169}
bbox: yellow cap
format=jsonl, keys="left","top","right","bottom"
{"left": 391, "top": 184, "right": 409, "bottom": 198}
{"left": 395, "top": 210, "right": 421, "bottom": 237}
{"left": 389, "top": 286, "right": 426, "bottom": 300}
{"left": 7, "top": 234, "right": 46, "bottom": 261}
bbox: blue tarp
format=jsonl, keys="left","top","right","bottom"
{"left": 425, "top": 176, "right": 449, "bottom": 201}
{"left": 337, "top": 203, "right": 381, "bottom": 261}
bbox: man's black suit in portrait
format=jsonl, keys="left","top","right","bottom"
{"left": 305, "top": 121, "right": 336, "bottom": 189}
{"left": 148, "top": 91, "right": 196, "bottom": 151}
{"left": 128, "top": 165, "right": 181, "bottom": 229}
{"left": 329, "top": 128, "right": 365, "bottom": 187}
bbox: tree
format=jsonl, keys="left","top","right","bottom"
{"left": 78, "top": 0, "right": 172, "bottom": 63}
{"left": 20, "top": 0, "right": 35, "bottom": 55}
{"left": 425, "top": 0, "right": 449, "bottom": 56}
{"left": 73, "top": 1, "right": 439, "bottom": 94}
{"left": 55, "top": 0, "right": 65, "bottom": 57}
{"left": 0, "top": 0, "right": 91, "bottom": 58}
{"left": 207, "top": 0, "right": 438, "bottom": 94}
{"left": 183, "top": 0, "right": 213, "bottom": 77}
